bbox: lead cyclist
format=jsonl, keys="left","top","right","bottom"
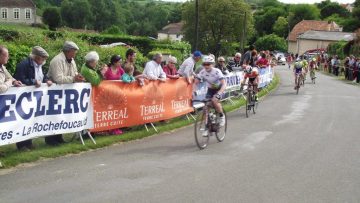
{"left": 194, "top": 56, "right": 227, "bottom": 127}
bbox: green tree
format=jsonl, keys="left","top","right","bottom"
{"left": 254, "top": 6, "right": 287, "bottom": 36}
{"left": 320, "top": 2, "right": 350, "bottom": 19}
{"left": 42, "top": 7, "right": 61, "bottom": 30}
{"left": 288, "top": 4, "right": 320, "bottom": 30}
{"left": 182, "top": 0, "right": 254, "bottom": 55}
{"left": 255, "top": 34, "right": 287, "bottom": 51}
{"left": 272, "top": 16, "right": 288, "bottom": 38}
{"left": 60, "top": 0, "right": 91, "bottom": 29}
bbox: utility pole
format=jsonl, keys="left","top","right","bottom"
{"left": 242, "top": 12, "right": 247, "bottom": 53}
{"left": 195, "top": 0, "right": 199, "bottom": 50}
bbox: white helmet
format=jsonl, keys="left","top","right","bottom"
{"left": 251, "top": 67, "right": 259, "bottom": 75}
{"left": 245, "top": 65, "right": 252, "bottom": 73}
{"left": 202, "top": 56, "right": 215, "bottom": 64}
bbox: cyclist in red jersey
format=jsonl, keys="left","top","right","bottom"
{"left": 241, "top": 65, "right": 259, "bottom": 101}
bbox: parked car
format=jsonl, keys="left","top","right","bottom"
{"left": 275, "top": 53, "right": 286, "bottom": 65}
{"left": 100, "top": 42, "right": 127, "bottom": 48}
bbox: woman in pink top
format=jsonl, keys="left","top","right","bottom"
{"left": 103, "top": 55, "right": 125, "bottom": 80}
{"left": 101, "top": 55, "right": 125, "bottom": 135}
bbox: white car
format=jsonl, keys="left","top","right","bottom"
{"left": 100, "top": 42, "right": 127, "bottom": 48}
{"left": 275, "top": 53, "right": 286, "bottom": 65}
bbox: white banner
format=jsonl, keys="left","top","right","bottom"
{"left": 0, "top": 83, "right": 93, "bottom": 146}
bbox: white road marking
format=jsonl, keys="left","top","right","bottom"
{"left": 240, "top": 131, "right": 273, "bottom": 150}
{"left": 275, "top": 95, "right": 312, "bottom": 125}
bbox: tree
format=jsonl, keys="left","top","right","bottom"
{"left": 60, "top": 0, "right": 92, "bottom": 29}
{"left": 182, "top": 0, "right": 254, "bottom": 55}
{"left": 254, "top": 6, "right": 287, "bottom": 36}
{"left": 42, "top": 7, "right": 61, "bottom": 30}
{"left": 255, "top": 34, "right": 287, "bottom": 51}
{"left": 320, "top": 2, "right": 350, "bottom": 19}
{"left": 288, "top": 4, "right": 320, "bottom": 30}
{"left": 272, "top": 16, "right": 288, "bottom": 38}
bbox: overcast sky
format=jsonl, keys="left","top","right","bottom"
{"left": 278, "top": 0, "right": 354, "bottom": 3}
{"left": 161, "top": 0, "right": 355, "bottom": 4}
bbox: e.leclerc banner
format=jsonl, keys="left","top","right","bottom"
{"left": 0, "top": 83, "right": 93, "bottom": 146}
{"left": 92, "top": 79, "right": 193, "bottom": 132}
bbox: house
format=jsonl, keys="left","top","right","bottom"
{"left": 157, "top": 22, "right": 184, "bottom": 42}
{"left": 0, "top": 0, "right": 37, "bottom": 24}
{"left": 340, "top": 3, "right": 354, "bottom": 13}
{"left": 287, "top": 20, "right": 342, "bottom": 54}
{"left": 296, "top": 30, "right": 355, "bottom": 55}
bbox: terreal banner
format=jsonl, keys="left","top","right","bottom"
{"left": 92, "top": 79, "right": 193, "bottom": 132}
{"left": 0, "top": 83, "right": 93, "bottom": 146}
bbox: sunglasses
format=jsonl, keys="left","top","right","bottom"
{"left": 203, "top": 63, "right": 212, "bottom": 66}
{"left": 219, "top": 61, "right": 225, "bottom": 63}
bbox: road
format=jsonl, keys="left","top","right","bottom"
{"left": 1, "top": 65, "right": 360, "bottom": 203}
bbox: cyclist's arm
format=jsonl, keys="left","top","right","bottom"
{"left": 217, "top": 79, "right": 226, "bottom": 95}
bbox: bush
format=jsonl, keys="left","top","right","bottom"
{"left": 327, "top": 41, "right": 347, "bottom": 59}
{"left": 0, "top": 29, "right": 20, "bottom": 41}
{"left": 254, "top": 34, "right": 287, "bottom": 52}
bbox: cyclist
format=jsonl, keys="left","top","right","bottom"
{"left": 309, "top": 57, "right": 317, "bottom": 80}
{"left": 293, "top": 60, "right": 303, "bottom": 89}
{"left": 241, "top": 65, "right": 259, "bottom": 101}
{"left": 194, "top": 56, "right": 226, "bottom": 128}
{"left": 302, "top": 58, "right": 309, "bottom": 81}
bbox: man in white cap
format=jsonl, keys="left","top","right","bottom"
{"left": 13, "top": 46, "right": 53, "bottom": 150}
{"left": 178, "top": 50, "right": 202, "bottom": 84}
{"left": 227, "top": 52, "right": 242, "bottom": 71}
{"left": 143, "top": 53, "right": 167, "bottom": 82}
{"left": 46, "top": 41, "right": 85, "bottom": 145}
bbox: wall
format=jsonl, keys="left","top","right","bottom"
{"left": 157, "top": 33, "right": 183, "bottom": 42}
{"left": 0, "top": 7, "right": 35, "bottom": 24}
{"left": 297, "top": 39, "right": 332, "bottom": 55}
{"left": 288, "top": 41, "right": 297, "bottom": 54}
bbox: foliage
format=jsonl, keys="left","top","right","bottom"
{"left": 254, "top": 6, "right": 287, "bottom": 36}
{"left": 60, "top": 0, "right": 92, "bottom": 29}
{"left": 327, "top": 41, "right": 347, "bottom": 59}
{"left": 182, "top": 0, "right": 254, "bottom": 56}
{"left": 288, "top": 4, "right": 320, "bottom": 30}
{"left": 272, "top": 16, "right": 288, "bottom": 38}
{"left": 102, "top": 26, "right": 125, "bottom": 35}
{"left": 42, "top": 7, "right": 61, "bottom": 30}
{"left": 254, "top": 34, "right": 287, "bottom": 52}
{"left": 319, "top": 2, "right": 350, "bottom": 19}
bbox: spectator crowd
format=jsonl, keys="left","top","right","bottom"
{"left": 0, "top": 42, "right": 274, "bottom": 151}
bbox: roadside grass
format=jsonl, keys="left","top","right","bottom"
{"left": 0, "top": 75, "right": 280, "bottom": 169}
{"left": 320, "top": 70, "right": 360, "bottom": 87}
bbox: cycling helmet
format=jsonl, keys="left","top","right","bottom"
{"left": 245, "top": 65, "right": 253, "bottom": 74}
{"left": 312, "top": 58, "right": 316, "bottom": 62}
{"left": 251, "top": 67, "right": 259, "bottom": 75}
{"left": 202, "top": 56, "right": 215, "bottom": 64}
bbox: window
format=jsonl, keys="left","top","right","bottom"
{"left": 1, "top": 8, "right": 7, "bottom": 19}
{"left": 13, "top": 8, "right": 20, "bottom": 20}
{"left": 25, "top": 8, "right": 31, "bottom": 19}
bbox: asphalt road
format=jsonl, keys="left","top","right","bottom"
{"left": 1, "top": 65, "right": 360, "bottom": 203}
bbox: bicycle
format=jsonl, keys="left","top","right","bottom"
{"left": 295, "top": 73, "right": 303, "bottom": 94}
{"left": 310, "top": 68, "right": 316, "bottom": 84}
{"left": 245, "top": 83, "right": 258, "bottom": 118}
{"left": 194, "top": 99, "right": 227, "bottom": 149}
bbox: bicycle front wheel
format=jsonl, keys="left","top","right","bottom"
{"left": 215, "top": 109, "right": 227, "bottom": 142}
{"left": 194, "top": 110, "right": 209, "bottom": 149}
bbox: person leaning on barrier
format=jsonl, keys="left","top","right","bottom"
{"left": 178, "top": 51, "right": 202, "bottom": 84}
{"left": 143, "top": 53, "right": 166, "bottom": 82}
{"left": 0, "top": 46, "right": 22, "bottom": 94}
{"left": 46, "top": 41, "right": 85, "bottom": 146}
{"left": 227, "top": 52, "right": 242, "bottom": 71}
{"left": 81, "top": 51, "right": 102, "bottom": 86}
{"left": 240, "top": 45, "right": 256, "bottom": 66}
{"left": 13, "top": 46, "right": 52, "bottom": 150}
{"left": 216, "top": 57, "right": 230, "bottom": 75}
{"left": 163, "top": 56, "right": 180, "bottom": 79}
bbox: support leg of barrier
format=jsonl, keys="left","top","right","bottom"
{"left": 86, "top": 130, "right": 96, "bottom": 145}
{"left": 189, "top": 113, "right": 196, "bottom": 121}
{"left": 144, "top": 124, "right": 149, "bottom": 132}
{"left": 150, "top": 123, "right": 158, "bottom": 132}
{"left": 186, "top": 114, "right": 190, "bottom": 121}
{"left": 78, "top": 132, "right": 85, "bottom": 145}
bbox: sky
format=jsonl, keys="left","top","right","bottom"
{"left": 161, "top": 0, "right": 355, "bottom": 4}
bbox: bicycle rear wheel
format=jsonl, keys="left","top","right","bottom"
{"left": 194, "top": 110, "right": 210, "bottom": 149}
{"left": 245, "top": 91, "right": 251, "bottom": 118}
{"left": 215, "top": 109, "right": 227, "bottom": 142}
{"left": 252, "top": 93, "right": 256, "bottom": 114}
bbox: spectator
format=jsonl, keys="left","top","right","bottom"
{"left": 240, "top": 45, "right": 256, "bottom": 66}
{"left": 286, "top": 53, "right": 293, "bottom": 69}
{"left": 178, "top": 51, "right": 202, "bottom": 84}
{"left": 81, "top": 51, "right": 102, "bottom": 86}
{"left": 0, "top": 46, "right": 22, "bottom": 94}
{"left": 143, "top": 53, "right": 166, "bottom": 82}
{"left": 256, "top": 52, "right": 269, "bottom": 69}
{"left": 163, "top": 56, "right": 180, "bottom": 79}
{"left": 348, "top": 55, "right": 356, "bottom": 81}
{"left": 46, "top": 41, "right": 84, "bottom": 146}
{"left": 334, "top": 56, "right": 340, "bottom": 76}
{"left": 124, "top": 49, "right": 142, "bottom": 76}
{"left": 344, "top": 57, "right": 350, "bottom": 80}
{"left": 103, "top": 55, "right": 125, "bottom": 80}
{"left": 216, "top": 57, "right": 229, "bottom": 75}
{"left": 227, "top": 53, "right": 242, "bottom": 71}
{"left": 13, "top": 46, "right": 52, "bottom": 150}
{"left": 121, "top": 63, "right": 136, "bottom": 83}
{"left": 249, "top": 50, "right": 258, "bottom": 67}
{"left": 354, "top": 58, "right": 359, "bottom": 83}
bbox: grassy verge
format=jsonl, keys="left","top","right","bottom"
{"left": 320, "top": 70, "right": 360, "bottom": 87}
{"left": 0, "top": 74, "right": 280, "bottom": 169}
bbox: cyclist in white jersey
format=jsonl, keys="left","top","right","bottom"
{"left": 194, "top": 56, "right": 226, "bottom": 126}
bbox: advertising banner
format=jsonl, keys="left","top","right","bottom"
{"left": 92, "top": 79, "right": 193, "bottom": 132}
{"left": 0, "top": 83, "right": 93, "bottom": 146}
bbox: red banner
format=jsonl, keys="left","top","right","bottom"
{"left": 91, "top": 79, "right": 193, "bottom": 132}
